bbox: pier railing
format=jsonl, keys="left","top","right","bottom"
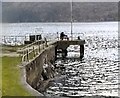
{"left": 21, "top": 38, "right": 58, "bottom": 63}
{"left": 21, "top": 39, "right": 48, "bottom": 62}
{"left": 2, "top": 32, "right": 85, "bottom": 45}
{"left": 2, "top": 32, "right": 85, "bottom": 62}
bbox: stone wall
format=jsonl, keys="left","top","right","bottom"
{"left": 24, "top": 45, "right": 55, "bottom": 90}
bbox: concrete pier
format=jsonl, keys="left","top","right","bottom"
{"left": 21, "top": 39, "right": 85, "bottom": 94}
{"left": 52, "top": 40, "right": 85, "bottom": 59}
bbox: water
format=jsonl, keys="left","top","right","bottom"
{"left": 2, "top": 22, "right": 119, "bottom": 97}
{"left": 2, "top": 22, "right": 118, "bottom": 45}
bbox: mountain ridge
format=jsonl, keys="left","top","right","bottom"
{"left": 2, "top": 2, "right": 118, "bottom": 23}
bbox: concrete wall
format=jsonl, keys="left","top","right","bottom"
{"left": 24, "top": 45, "right": 55, "bottom": 90}
{"left": 22, "top": 40, "right": 85, "bottom": 93}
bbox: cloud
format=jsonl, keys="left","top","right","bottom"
{"left": 2, "top": 0, "right": 120, "bottom": 2}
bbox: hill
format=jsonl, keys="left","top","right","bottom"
{"left": 2, "top": 2, "right": 118, "bottom": 23}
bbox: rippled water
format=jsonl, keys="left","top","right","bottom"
{"left": 44, "top": 34, "right": 119, "bottom": 97}
{"left": 2, "top": 22, "right": 119, "bottom": 97}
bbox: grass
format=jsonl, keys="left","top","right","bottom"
{"left": 1, "top": 45, "right": 43, "bottom": 96}
{"left": 1, "top": 56, "right": 32, "bottom": 96}
{"left": 0, "top": 56, "right": 2, "bottom": 97}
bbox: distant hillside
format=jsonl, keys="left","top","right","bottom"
{"left": 2, "top": 2, "right": 118, "bottom": 23}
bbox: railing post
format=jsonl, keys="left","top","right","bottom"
{"left": 33, "top": 46, "right": 35, "bottom": 57}
{"left": 38, "top": 41, "right": 41, "bottom": 53}
{"left": 43, "top": 41, "right": 44, "bottom": 49}
{"left": 22, "top": 50, "right": 25, "bottom": 62}
{"left": 27, "top": 50, "right": 29, "bottom": 62}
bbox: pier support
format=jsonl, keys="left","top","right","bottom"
{"left": 53, "top": 40, "right": 85, "bottom": 60}
{"left": 55, "top": 47, "right": 68, "bottom": 60}
{"left": 80, "top": 45, "right": 84, "bottom": 59}
{"left": 62, "top": 49, "right": 68, "bottom": 59}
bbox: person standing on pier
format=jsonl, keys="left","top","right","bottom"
{"left": 60, "top": 32, "right": 69, "bottom": 40}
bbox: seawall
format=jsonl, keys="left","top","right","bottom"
{"left": 22, "top": 44, "right": 55, "bottom": 95}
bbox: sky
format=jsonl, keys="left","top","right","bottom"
{"left": 1, "top": 0, "right": 120, "bottom": 2}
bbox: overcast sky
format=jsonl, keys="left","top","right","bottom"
{"left": 1, "top": 0, "right": 120, "bottom": 2}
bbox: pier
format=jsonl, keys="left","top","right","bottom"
{"left": 53, "top": 40, "right": 85, "bottom": 59}
{"left": 19, "top": 36, "right": 85, "bottom": 93}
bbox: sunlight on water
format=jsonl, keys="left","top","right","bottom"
{"left": 2, "top": 22, "right": 119, "bottom": 97}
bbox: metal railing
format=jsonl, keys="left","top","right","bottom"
{"left": 21, "top": 38, "right": 49, "bottom": 63}
{"left": 1, "top": 32, "right": 85, "bottom": 45}
{"left": 2, "top": 32, "right": 85, "bottom": 63}
{"left": 21, "top": 38, "right": 58, "bottom": 63}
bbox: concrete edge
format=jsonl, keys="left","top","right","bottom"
{"left": 20, "top": 66, "right": 44, "bottom": 96}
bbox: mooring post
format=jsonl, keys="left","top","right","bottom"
{"left": 80, "top": 44, "right": 84, "bottom": 59}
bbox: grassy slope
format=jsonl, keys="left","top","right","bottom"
{"left": 0, "top": 56, "right": 2, "bottom": 97}
{"left": 2, "top": 56, "right": 32, "bottom": 96}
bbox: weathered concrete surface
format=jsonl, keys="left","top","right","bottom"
{"left": 20, "top": 66, "right": 44, "bottom": 96}
{"left": 24, "top": 45, "right": 55, "bottom": 92}
{"left": 21, "top": 39, "right": 85, "bottom": 95}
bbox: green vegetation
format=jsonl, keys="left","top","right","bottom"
{"left": 2, "top": 56, "right": 32, "bottom": 96}
{"left": 1, "top": 45, "right": 44, "bottom": 96}
{"left": 0, "top": 56, "right": 2, "bottom": 97}
{"left": 1, "top": 45, "right": 33, "bottom": 96}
